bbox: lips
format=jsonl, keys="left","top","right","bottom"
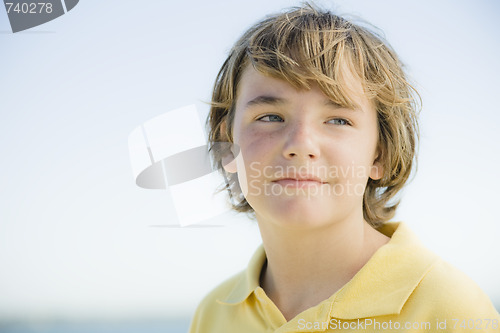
{"left": 272, "top": 174, "right": 326, "bottom": 187}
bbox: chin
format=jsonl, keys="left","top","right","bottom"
{"left": 261, "top": 197, "right": 337, "bottom": 228}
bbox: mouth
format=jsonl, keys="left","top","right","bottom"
{"left": 272, "top": 175, "right": 327, "bottom": 188}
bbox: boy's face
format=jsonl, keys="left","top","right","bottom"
{"left": 224, "top": 65, "right": 383, "bottom": 229}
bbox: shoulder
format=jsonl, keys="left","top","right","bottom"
{"left": 195, "top": 270, "right": 245, "bottom": 310}
{"left": 189, "top": 245, "right": 266, "bottom": 332}
{"left": 188, "top": 270, "right": 247, "bottom": 333}
{"left": 410, "top": 257, "right": 499, "bottom": 321}
{"left": 378, "top": 222, "right": 498, "bottom": 319}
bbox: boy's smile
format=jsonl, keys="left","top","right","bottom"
{"left": 224, "top": 65, "right": 384, "bottom": 229}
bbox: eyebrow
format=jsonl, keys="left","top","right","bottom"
{"left": 324, "top": 99, "right": 343, "bottom": 108}
{"left": 244, "top": 95, "right": 360, "bottom": 111}
{"left": 244, "top": 95, "right": 287, "bottom": 109}
{"left": 324, "top": 99, "right": 361, "bottom": 111}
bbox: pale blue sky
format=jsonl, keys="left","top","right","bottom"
{"left": 0, "top": 0, "right": 498, "bottom": 321}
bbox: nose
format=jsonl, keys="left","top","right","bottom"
{"left": 282, "top": 120, "right": 320, "bottom": 161}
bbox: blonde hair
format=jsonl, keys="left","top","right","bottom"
{"left": 207, "top": 3, "right": 420, "bottom": 227}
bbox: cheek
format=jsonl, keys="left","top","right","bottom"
{"left": 327, "top": 137, "right": 376, "bottom": 180}
{"left": 238, "top": 128, "right": 276, "bottom": 161}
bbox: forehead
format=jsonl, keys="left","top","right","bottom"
{"left": 235, "top": 64, "right": 372, "bottom": 112}
{"left": 236, "top": 66, "right": 305, "bottom": 102}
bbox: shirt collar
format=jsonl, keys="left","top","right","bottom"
{"left": 217, "top": 242, "right": 266, "bottom": 305}
{"left": 329, "top": 222, "right": 438, "bottom": 318}
{"left": 217, "top": 222, "right": 438, "bottom": 319}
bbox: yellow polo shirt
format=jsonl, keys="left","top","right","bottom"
{"left": 189, "top": 222, "right": 500, "bottom": 332}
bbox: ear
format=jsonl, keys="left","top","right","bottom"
{"left": 369, "top": 147, "right": 384, "bottom": 181}
{"left": 219, "top": 120, "right": 237, "bottom": 174}
{"left": 222, "top": 154, "right": 237, "bottom": 173}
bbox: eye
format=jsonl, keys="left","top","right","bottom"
{"left": 257, "top": 114, "right": 284, "bottom": 122}
{"left": 327, "top": 118, "right": 350, "bottom": 126}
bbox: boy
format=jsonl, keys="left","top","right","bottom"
{"left": 189, "top": 4, "right": 499, "bottom": 332}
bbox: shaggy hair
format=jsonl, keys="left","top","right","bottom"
{"left": 207, "top": 3, "right": 420, "bottom": 227}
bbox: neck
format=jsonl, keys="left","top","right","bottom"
{"left": 257, "top": 214, "right": 389, "bottom": 322}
